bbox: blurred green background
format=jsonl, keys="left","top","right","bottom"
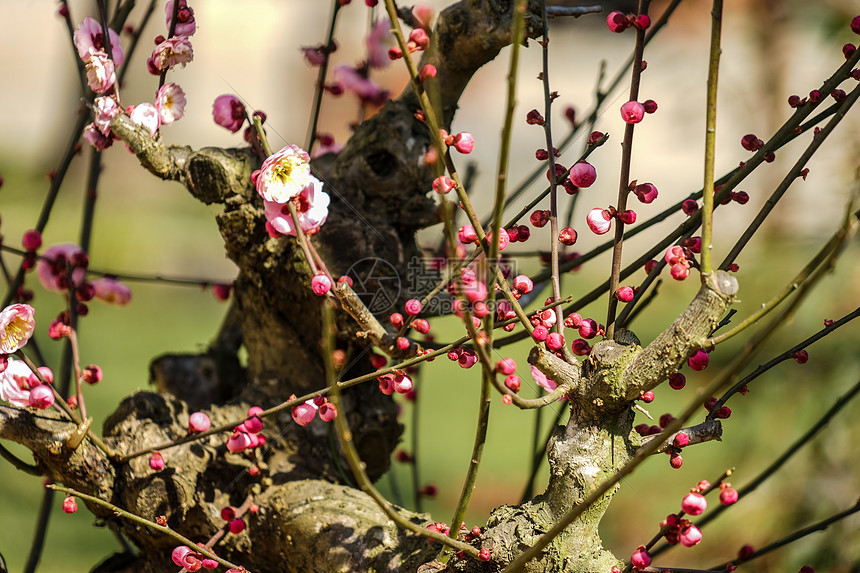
{"left": 2, "top": 0, "right": 859, "bottom": 572}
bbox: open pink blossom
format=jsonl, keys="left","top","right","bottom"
{"left": 73, "top": 17, "right": 124, "bottom": 66}
{"left": 155, "top": 82, "right": 186, "bottom": 125}
{"left": 531, "top": 365, "right": 557, "bottom": 393}
{"left": 0, "top": 358, "right": 35, "bottom": 407}
{"left": 91, "top": 277, "right": 132, "bottom": 305}
{"left": 93, "top": 96, "right": 121, "bottom": 135}
{"left": 84, "top": 48, "right": 116, "bottom": 94}
{"left": 264, "top": 177, "right": 331, "bottom": 237}
{"left": 212, "top": 94, "right": 246, "bottom": 133}
{"left": 256, "top": 145, "right": 312, "bottom": 203}
{"left": 129, "top": 103, "right": 160, "bottom": 137}
{"left": 166, "top": 0, "right": 196, "bottom": 36}
{"left": 37, "top": 243, "right": 87, "bottom": 292}
{"left": 366, "top": 19, "right": 391, "bottom": 69}
{"left": 333, "top": 65, "right": 389, "bottom": 105}
{"left": 149, "top": 36, "right": 193, "bottom": 73}
{"left": 0, "top": 304, "right": 36, "bottom": 354}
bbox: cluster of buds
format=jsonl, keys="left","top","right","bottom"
{"left": 606, "top": 11, "right": 651, "bottom": 33}
{"left": 447, "top": 346, "right": 478, "bottom": 369}
{"left": 440, "top": 129, "right": 475, "bottom": 154}
{"left": 389, "top": 27, "right": 429, "bottom": 59}
{"left": 290, "top": 395, "right": 337, "bottom": 427}
{"left": 377, "top": 371, "right": 414, "bottom": 395}
{"left": 226, "top": 406, "right": 268, "bottom": 452}
{"left": 585, "top": 206, "right": 636, "bottom": 235}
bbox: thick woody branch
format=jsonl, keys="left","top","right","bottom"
{"left": 638, "top": 419, "right": 723, "bottom": 455}
{"left": 622, "top": 271, "right": 738, "bottom": 400}
{"left": 415, "top": 0, "right": 546, "bottom": 124}
{"left": 109, "top": 113, "right": 256, "bottom": 204}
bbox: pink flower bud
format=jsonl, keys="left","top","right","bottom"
{"left": 495, "top": 358, "right": 516, "bottom": 375}
{"left": 201, "top": 559, "right": 218, "bottom": 570}
{"left": 291, "top": 399, "right": 317, "bottom": 426}
{"left": 615, "top": 286, "right": 635, "bottom": 302}
{"left": 634, "top": 182, "right": 659, "bottom": 204}
{"left": 640, "top": 390, "right": 654, "bottom": 403}
{"left": 569, "top": 162, "right": 597, "bottom": 188}
{"left": 558, "top": 227, "right": 578, "bottom": 245}
{"left": 642, "top": 98, "right": 658, "bottom": 113}
{"left": 504, "top": 375, "right": 520, "bottom": 393}
{"left": 464, "top": 280, "right": 488, "bottom": 303}
{"left": 670, "top": 452, "right": 683, "bottom": 468}
{"left": 452, "top": 132, "right": 474, "bottom": 154}
{"left": 671, "top": 262, "right": 690, "bottom": 281}
{"left": 586, "top": 208, "right": 613, "bottom": 235}
{"left": 571, "top": 338, "right": 591, "bottom": 356}
{"left": 432, "top": 175, "right": 456, "bottom": 194}
{"left": 680, "top": 524, "right": 703, "bottom": 547}
{"left": 792, "top": 349, "right": 809, "bottom": 364}
{"left": 22, "top": 230, "right": 42, "bottom": 252}
{"left": 212, "top": 95, "right": 247, "bottom": 133}
{"left": 311, "top": 274, "right": 332, "bottom": 296}
{"left": 526, "top": 109, "right": 545, "bottom": 125}
{"left": 82, "top": 364, "right": 102, "bottom": 385}
{"left": 458, "top": 349, "right": 478, "bottom": 369}
{"left": 396, "top": 336, "right": 410, "bottom": 350}
{"left": 546, "top": 332, "right": 565, "bottom": 351}
{"left": 408, "top": 28, "right": 429, "bottom": 51}
{"left": 620, "top": 100, "right": 646, "bottom": 124}
{"left": 28, "top": 384, "right": 54, "bottom": 409}
{"left": 578, "top": 318, "right": 598, "bottom": 339}
{"left": 668, "top": 372, "right": 686, "bottom": 390}
{"left": 606, "top": 11, "right": 629, "bottom": 33}
{"left": 418, "top": 64, "right": 437, "bottom": 82}
{"left": 512, "top": 275, "right": 533, "bottom": 294}
{"left": 631, "top": 546, "right": 651, "bottom": 569}
{"left": 404, "top": 299, "right": 422, "bottom": 316}
{"left": 393, "top": 372, "right": 413, "bottom": 394}
{"left": 244, "top": 414, "right": 263, "bottom": 434}
{"left": 319, "top": 401, "right": 338, "bottom": 422}
{"left": 633, "top": 14, "right": 651, "bottom": 30}
{"left": 63, "top": 496, "right": 77, "bottom": 513}
{"left": 618, "top": 210, "right": 637, "bottom": 224}
{"left": 682, "top": 492, "right": 707, "bottom": 515}
{"left": 687, "top": 349, "right": 710, "bottom": 371}
{"left": 852, "top": 15, "right": 860, "bottom": 34}
{"left": 149, "top": 451, "right": 165, "bottom": 471}
{"left": 412, "top": 319, "right": 430, "bottom": 334}
{"left": 189, "top": 412, "right": 211, "bottom": 433}
{"left": 681, "top": 199, "right": 699, "bottom": 215}
{"left": 389, "top": 312, "right": 404, "bottom": 328}
{"left": 530, "top": 209, "right": 550, "bottom": 228}
{"left": 720, "top": 486, "right": 739, "bottom": 505}
{"left": 458, "top": 225, "right": 478, "bottom": 244}
{"left": 229, "top": 518, "right": 246, "bottom": 534}
{"left": 532, "top": 325, "right": 549, "bottom": 342}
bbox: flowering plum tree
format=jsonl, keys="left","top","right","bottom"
{"left": 1, "top": 1, "right": 860, "bottom": 573}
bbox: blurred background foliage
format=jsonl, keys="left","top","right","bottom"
{"left": 1, "top": 0, "right": 859, "bottom": 572}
